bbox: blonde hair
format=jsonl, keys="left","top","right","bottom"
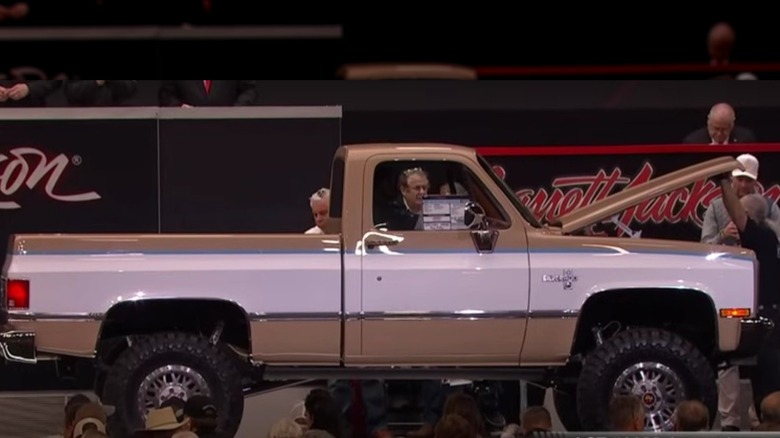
{"left": 268, "top": 417, "right": 304, "bottom": 438}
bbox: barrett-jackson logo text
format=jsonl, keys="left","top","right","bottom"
{"left": 0, "top": 147, "right": 101, "bottom": 209}
{"left": 493, "top": 162, "right": 780, "bottom": 230}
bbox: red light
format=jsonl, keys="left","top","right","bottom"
{"left": 6, "top": 279, "right": 30, "bottom": 310}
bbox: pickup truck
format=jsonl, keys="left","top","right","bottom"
{"left": 0, "top": 143, "right": 771, "bottom": 437}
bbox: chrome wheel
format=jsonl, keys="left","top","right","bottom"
{"left": 137, "top": 364, "right": 211, "bottom": 419}
{"left": 613, "top": 362, "right": 686, "bottom": 431}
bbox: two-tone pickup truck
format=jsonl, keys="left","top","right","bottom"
{"left": 0, "top": 143, "right": 771, "bottom": 437}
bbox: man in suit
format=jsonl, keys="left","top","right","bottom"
{"left": 684, "top": 102, "right": 756, "bottom": 144}
{"left": 158, "top": 80, "right": 257, "bottom": 107}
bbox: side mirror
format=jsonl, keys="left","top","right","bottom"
{"left": 464, "top": 202, "right": 487, "bottom": 230}
{"left": 464, "top": 202, "right": 498, "bottom": 253}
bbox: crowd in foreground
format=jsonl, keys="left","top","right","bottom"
{"left": 51, "top": 384, "right": 780, "bottom": 438}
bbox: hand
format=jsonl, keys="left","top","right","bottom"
{"left": 96, "top": 80, "right": 106, "bottom": 86}
{"left": 723, "top": 222, "right": 739, "bottom": 239}
{"left": 7, "top": 83, "right": 29, "bottom": 100}
{"left": 181, "top": 103, "right": 193, "bottom": 108}
{"left": 9, "top": 2, "right": 29, "bottom": 19}
{"left": 0, "top": 87, "right": 8, "bottom": 102}
{"left": 716, "top": 171, "right": 732, "bottom": 182}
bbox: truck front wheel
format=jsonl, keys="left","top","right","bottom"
{"left": 101, "top": 332, "right": 245, "bottom": 438}
{"left": 576, "top": 327, "right": 716, "bottom": 432}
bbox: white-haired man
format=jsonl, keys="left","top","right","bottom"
{"left": 701, "top": 153, "right": 780, "bottom": 430}
{"left": 684, "top": 102, "right": 756, "bottom": 144}
{"left": 306, "top": 188, "right": 330, "bottom": 234}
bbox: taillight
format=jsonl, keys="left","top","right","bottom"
{"left": 6, "top": 279, "right": 30, "bottom": 310}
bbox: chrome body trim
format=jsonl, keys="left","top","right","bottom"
{"left": 248, "top": 310, "right": 578, "bottom": 322}
{"left": 7, "top": 311, "right": 105, "bottom": 322}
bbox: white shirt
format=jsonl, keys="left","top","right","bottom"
{"left": 305, "top": 225, "right": 324, "bottom": 234}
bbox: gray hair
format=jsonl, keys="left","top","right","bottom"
{"left": 309, "top": 188, "right": 330, "bottom": 205}
{"left": 741, "top": 194, "right": 768, "bottom": 223}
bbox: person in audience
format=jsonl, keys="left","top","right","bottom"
{"left": 608, "top": 395, "right": 645, "bottom": 432}
{"left": 673, "top": 400, "right": 709, "bottom": 431}
{"left": 268, "top": 417, "right": 304, "bottom": 438}
{"left": 304, "top": 389, "right": 345, "bottom": 438}
{"left": 302, "top": 187, "right": 391, "bottom": 437}
{"left": 72, "top": 402, "right": 109, "bottom": 438}
{"left": 433, "top": 414, "right": 474, "bottom": 438}
{"left": 707, "top": 22, "right": 735, "bottom": 66}
{"left": 683, "top": 102, "right": 756, "bottom": 144}
{"left": 0, "top": 1, "right": 29, "bottom": 23}
{"left": 64, "top": 80, "right": 138, "bottom": 106}
{"left": 0, "top": 79, "right": 60, "bottom": 107}
{"left": 761, "top": 391, "right": 780, "bottom": 428}
{"left": 439, "top": 392, "right": 488, "bottom": 438}
{"left": 184, "top": 395, "right": 220, "bottom": 437}
{"left": 717, "top": 170, "right": 780, "bottom": 421}
{"left": 62, "top": 394, "right": 115, "bottom": 438}
{"left": 134, "top": 406, "right": 191, "bottom": 438}
{"left": 702, "top": 154, "right": 780, "bottom": 245}
{"left": 702, "top": 153, "right": 779, "bottom": 430}
{"left": 519, "top": 406, "right": 552, "bottom": 435}
{"left": 306, "top": 188, "right": 330, "bottom": 234}
{"left": 158, "top": 80, "right": 257, "bottom": 107}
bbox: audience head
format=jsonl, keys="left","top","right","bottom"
{"left": 434, "top": 413, "right": 475, "bottom": 438}
{"left": 707, "top": 102, "right": 736, "bottom": 144}
{"left": 442, "top": 392, "right": 488, "bottom": 437}
{"left": 134, "top": 406, "right": 190, "bottom": 438}
{"left": 303, "top": 388, "right": 343, "bottom": 438}
{"left": 183, "top": 395, "right": 218, "bottom": 434}
{"left": 72, "top": 402, "right": 109, "bottom": 438}
{"left": 521, "top": 406, "right": 552, "bottom": 435}
{"left": 707, "top": 22, "right": 735, "bottom": 64}
{"left": 761, "top": 391, "right": 780, "bottom": 424}
{"left": 673, "top": 400, "right": 710, "bottom": 431}
{"left": 608, "top": 394, "right": 645, "bottom": 431}
{"left": 268, "top": 417, "right": 304, "bottom": 438}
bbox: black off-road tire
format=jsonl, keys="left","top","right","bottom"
{"left": 101, "top": 332, "right": 245, "bottom": 438}
{"left": 576, "top": 327, "right": 717, "bottom": 431}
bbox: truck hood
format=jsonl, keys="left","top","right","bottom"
{"left": 549, "top": 156, "right": 742, "bottom": 234}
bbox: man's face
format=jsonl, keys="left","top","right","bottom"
{"left": 708, "top": 117, "right": 733, "bottom": 144}
{"left": 402, "top": 173, "right": 429, "bottom": 210}
{"left": 732, "top": 176, "right": 756, "bottom": 198}
{"left": 310, "top": 198, "right": 329, "bottom": 228}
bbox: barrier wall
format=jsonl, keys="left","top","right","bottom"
{"left": 0, "top": 106, "right": 342, "bottom": 269}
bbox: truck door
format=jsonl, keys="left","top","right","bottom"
{"left": 354, "top": 153, "right": 531, "bottom": 365}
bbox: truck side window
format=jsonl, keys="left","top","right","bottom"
{"left": 372, "top": 160, "right": 510, "bottom": 231}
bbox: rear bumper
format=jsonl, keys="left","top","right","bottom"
{"left": 0, "top": 317, "right": 36, "bottom": 364}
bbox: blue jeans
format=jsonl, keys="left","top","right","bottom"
{"left": 328, "top": 379, "right": 388, "bottom": 435}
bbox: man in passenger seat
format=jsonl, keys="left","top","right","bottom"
{"left": 305, "top": 187, "right": 392, "bottom": 438}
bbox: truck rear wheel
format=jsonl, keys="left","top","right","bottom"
{"left": 101, "top": 332, "right": 245, "bottom": 438}
{"left": 576, "top": 327, "right": 716, "bottom": 432}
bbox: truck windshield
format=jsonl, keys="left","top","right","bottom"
{"left": 477, "top": 154, "right": 542, "bottom": 228}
